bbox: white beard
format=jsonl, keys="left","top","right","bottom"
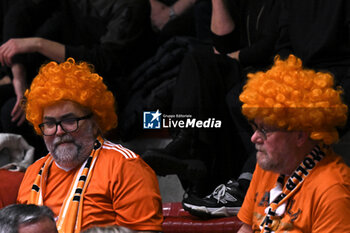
{"left": 45, "top": 123, "right": 97, "bottom": 169}
{"left": 52, "top": 142, "right": 80, "bottom": 165}
{"left": 49, "top": 134, "right": 93, "bottom": 169}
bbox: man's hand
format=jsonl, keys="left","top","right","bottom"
{"left": 150, "top": 0, "right": 197, "bottom": 31}
{"left": 150, "top": 0, "right": 171, "bottom": 30}
{"left": 227, "top": 50, "right": 240, "bottom": 61}
{"left": 213, "top": 47, "right": 240, "bottom": 62}
{"left": 0, "top": 38, "right": 39, "bottom": 66}
{"left": 0, "top": 37, "right": 65, "bottom": 66}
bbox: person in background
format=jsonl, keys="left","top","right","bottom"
{"left": 143, "top": 0, "right": 280, "bottom": 215}
{"left": 17, "top": 58, "right": 163, "bottom": 233}
{"left": 182, "top": 0, "right": 350, "bottom": 219}
{"left": 237, "top": 55, "right": 350, "bottom": 232}
{"left": 0, "top": 204, "right": 58, "bottom": 233}
{"left": 0, "top": 0, "right": 157, "bottom": 158}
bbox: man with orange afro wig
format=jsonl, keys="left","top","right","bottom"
{"left": 17, "top": 58, "right": 163, "bottom": 233}
{"left": 236, "top": 55, "right": 350, "bottom": 233}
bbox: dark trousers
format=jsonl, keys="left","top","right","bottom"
{"left": 172, "top": 46, "right": 252, "bottom": 194}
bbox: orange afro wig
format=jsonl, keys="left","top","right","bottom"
{"left": 239, "top": 55, "right": 348, "bottom": 145}
{"left": 24, "top": 58, "right": 118, "bottom": 135}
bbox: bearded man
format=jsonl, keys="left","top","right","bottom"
{"left": 17, "top": 58, "right": 163, "bottom": 233}
{"left": 237, "top": 55, "right": 350, "bottom": 233}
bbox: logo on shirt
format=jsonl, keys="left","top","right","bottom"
{"left": 143, "top": 110, "right": 162, "bottom": 129}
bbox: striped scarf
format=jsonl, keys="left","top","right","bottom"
{"left": 260, "top": 145, "right": 325, "bottom": 233}
{"left": 29, "top": 137, "right": 104, "bottom": 233}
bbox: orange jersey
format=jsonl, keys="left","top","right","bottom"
{"left": 17, "top": 140, "right": 163, "bottom": 232}
{"left": 238, "top": 150, "right": 350, "bottom": 232}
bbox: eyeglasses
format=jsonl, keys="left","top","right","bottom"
{"left": 39, "top": 113, "right": 93, "bottom": 136}
{"left": 249, "top": 121, "right": 274, "bottom": 140}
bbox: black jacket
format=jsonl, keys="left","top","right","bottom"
{"left": 4, "top": 0, "right": 158, "bottom": 92}
{"left": 64, "top": 0, "right": 158, "bottom": 78}
{"left": 276, "top": 0, "right": 350, "bottom": 69}
{"left": 212, "top": 0, "right": 280, "bottom": 68}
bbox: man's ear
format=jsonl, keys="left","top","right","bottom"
{"left": 296, "top": 131, "right": 309, "bottom": 147}
{"left": 91, "top": 116, "right": 100, "bottom": 137}
{"left": 93, "top": 124, "right": 99, "bottom": 137}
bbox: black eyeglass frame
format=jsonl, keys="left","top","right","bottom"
{"left": 39, "top": 113, "right": 93, "bottom": 136}
{"left": 249, "top": 121, "right": 273, "bottom": 140}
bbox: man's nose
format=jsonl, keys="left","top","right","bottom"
{"left": 251, "top": 130, "right": 263, "bottom": 144}
{"left": 55, "top": 124, "right": 66, "bottom": 135}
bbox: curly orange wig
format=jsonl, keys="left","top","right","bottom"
{"left": 239, "top": 55, "right": 348, "bottom": 145}
{"left": 24, "top": 58, "right": 118, "bottom": 135}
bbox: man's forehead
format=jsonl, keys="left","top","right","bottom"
{"left": 253, "top": 118, "right": 283, "bottom": 131}
{"left": 43, "top": 100, "right": 89, "bottom": 117}
{"left": 253, "top": 118, "right": 268, "bottom": 127}
{"left": 18, "top": 217, "right": 57, "bottom": 233}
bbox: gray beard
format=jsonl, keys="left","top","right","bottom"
{"left": 51, "top": 135, "right": 91, "bottom": 168}
{"left": 52, "top": 143, "right": 80, "bottom": 165}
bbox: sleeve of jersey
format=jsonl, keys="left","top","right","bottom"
{"left": 237, "top": 164, "right": 261, "bottom": 226}
{"left": 312, "top": 183, "right": 350, "bottom": 232}
{"left": 111, "top": 151, "right": 163, "bottom": 231}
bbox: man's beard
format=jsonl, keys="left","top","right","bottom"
{"left": 51, "top": 134, "right": 89, "bottom": 167}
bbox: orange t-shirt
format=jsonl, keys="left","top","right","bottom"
{"left": 238, "top": 150, "right": 350, "bottom": 232}
{"left": 17, "top": 140, "right": 163, "bottom": 232}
